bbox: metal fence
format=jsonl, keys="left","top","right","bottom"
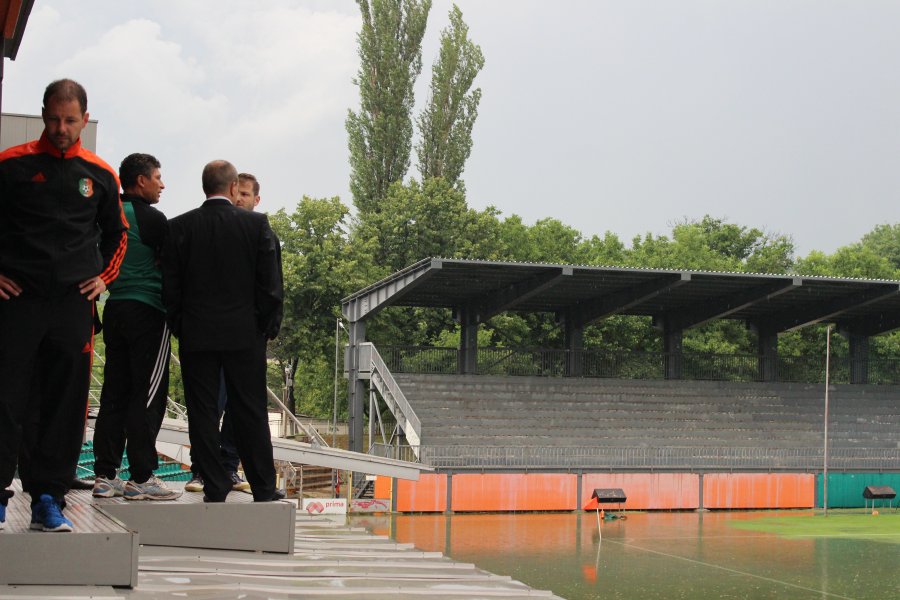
{"left": 371, "top": 443, "right": 900, "bottom": 471}
{"left": 379, "top": 346, "right": 900, "bottom": 385}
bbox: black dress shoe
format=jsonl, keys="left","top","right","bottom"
{"left": 253, "top": 489, "right": 286, "bottom": 502}
{"left": 202, "top": 495, "right": 226, "bottom": 503}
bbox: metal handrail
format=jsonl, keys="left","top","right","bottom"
{"left": 365, "top": 343, "right": 422, "bottom": 452}
{"left": 266, "top": 386, "right": 328, "bottom": 446}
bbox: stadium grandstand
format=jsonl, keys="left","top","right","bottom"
{"left": 342, "top": 258, "right": 900, "bottom": 512}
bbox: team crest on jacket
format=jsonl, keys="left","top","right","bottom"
{"left": 79, "top": 178, "right": 94, "bottom": 197}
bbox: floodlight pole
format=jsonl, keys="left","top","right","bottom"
{"left": 332, "top": 317, "right": 341, "bottom": 495}
{"left": 823, "top": 324, "right": 832, "bottom": 517}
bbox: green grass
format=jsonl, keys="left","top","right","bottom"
{"left": 730, "top": 509, "right": 900, "bottom": 545}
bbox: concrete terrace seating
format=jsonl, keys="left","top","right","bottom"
{"left": 393, "top": 375, "right": 900, "bottom": 458}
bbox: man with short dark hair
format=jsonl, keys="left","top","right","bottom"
{"left": 235, "top": 172, "right": 261, "bottom": 211}
{"left": 91, "top": 153, "right": 180, "bottom": 501}
{"left": 163, "top": 160, "right": 282, "bottom": 502}
{"left": 0, "top": 79, "right": 128, "bottom": 532}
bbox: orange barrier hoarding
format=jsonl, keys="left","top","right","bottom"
{"left": 374, "top": 475, "right": 391, "bottom": 499}
{"left": 703, "top": 473, "right": 814, "bottom": 509}
{"left": 451, "top": 473, "right": 577, "bottom": 512}
{"left": 396, "top": 473, "right": 448, "bottom": 512}
{"left": 581, "top": 473, "right": 700, "bottom": 510}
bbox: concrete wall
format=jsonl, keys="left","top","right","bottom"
{"left": 1, "top": 112, "right": 97, "bottom": 151}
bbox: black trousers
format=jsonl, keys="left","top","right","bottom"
{"left": 180, "top": 339, "right": 275, "bottom": 502}
{"left": 92, "top": 300, "right": 170, "bottom": 483}
{"left": 0, "top": 290, "right": 93, "bottom": 503}
{"left": 189, "top": 369, "right": 240, "bottom": 476}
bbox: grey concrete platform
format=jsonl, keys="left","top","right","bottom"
{"left": 0, "top": 509, "right": 562, "bottom": 599}
{"left": 0, "top": 482, "right": 138, "bottom": 587}
{"left": 95, "top": 484, "right": 296, "bottom": 553}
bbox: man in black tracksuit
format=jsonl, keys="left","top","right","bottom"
{"left": 0, "top": 79, "right": 128, "bottom": 532}
{"left": 91, "top": 153, "right": 179, "bottom": 501}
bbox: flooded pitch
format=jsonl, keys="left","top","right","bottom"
{"left": 351, "top": 510, "right": 900, "bottom": 599}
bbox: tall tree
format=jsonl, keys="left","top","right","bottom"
{"left": 354, "top": 177, "right": 502, "bottom": 273}
{"left": 346, "top": 0, "right": 431, "bottom": 215}
{"left": 268, "top": 197, "right": 377, "bottom": 416}
{"left": 416, "top": 4, "right": 484, "bottom": 186}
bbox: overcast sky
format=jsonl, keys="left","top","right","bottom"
{"left": 5, "top": 0, "right": 899, "bottom": 257}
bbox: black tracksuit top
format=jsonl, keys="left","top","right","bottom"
{"left": 0, "top": 132, "right": 128, "bottom": 296}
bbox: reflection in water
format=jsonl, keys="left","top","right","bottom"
{"left": 349, "top": 511, "right": 900, "bottom": 599}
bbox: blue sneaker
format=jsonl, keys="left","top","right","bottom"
{"left": 30, "top": 494, "right": 73, "bottom": 532}
{"left": 0, "top": 501, "right": 6, "bottom": 530}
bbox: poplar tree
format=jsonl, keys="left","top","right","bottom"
{"left": 346, "top": 0, "right": 431, "bottom": 216}
{"left": 416, "top": 4, "right": 484, "bottom": 186}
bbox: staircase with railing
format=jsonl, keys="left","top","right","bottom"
{"left": 363, "top": 343, "right": 422, "bottom": 459}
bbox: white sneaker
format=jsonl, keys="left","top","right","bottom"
{"left": 185, "top": 475, "right": 204, "bottom": 492}
{"left": 123, "top": 476, "right": 182, "bottom": 501}
{"left": 92, "top": 476, "right": 126, "bottom": 498}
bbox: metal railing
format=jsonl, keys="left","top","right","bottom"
{"left": 366, "top": 343, "right": 422, "bottom": 453}
{"left": 370, "top": 442, "right": 420, "bottom": 463}
{"left": 373, "top": 444, "right": 900, "bottom": 471}
{"left": 379, "top": 346, "right": 900, "bottom": 385}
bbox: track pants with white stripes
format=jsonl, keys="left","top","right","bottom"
{"left": 92, "top": 300, "right": 170, "bottom": 483}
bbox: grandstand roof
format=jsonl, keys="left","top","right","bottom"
{"left": 342, "top": 258, "right": 900, "bottom": 335}
{"left": 1, "top": 0, "right": 33, "bottom": 60}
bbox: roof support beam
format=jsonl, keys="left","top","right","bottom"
{"left": 342, "top": 258, "right": 440, "bottom": 322}
{"left": 668, "top": 278, "right": 802, "bottom": 330}
{"left": 838, "top": 310, "right": 900, "bottom": 336}
{"left": 564, "top": 273, "right": 691, "bottom": 327}
{"left": 766, "top": 284, "right": 900, "bottom": 332}
{"left": 470, "top": 267, "right": 572, "bottom": 321}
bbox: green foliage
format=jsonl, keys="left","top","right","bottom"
{"left": 860, "top": 223, "right": 900, "bottom": 270}
{"left": 583, "top": 232, "right": 628, "bottom": 266}
{"left": 346, "top": 0, "right": 431, "bottom": 215}
{"left": 683, "top": 321, "right": 753, "bottom": 355}
{"left": 582, "top": 316, "right": 659, "bottom": 353}
{"left": 795, "top": 245, "right": 897, "bottom": 279}
{"left": 416, "top": 4, "right": 484, "bottom": 186}
{"left": 355, "top": 177, "right": 503, "bottom": 272}
{"left": 497, "top": 215, "right": 592, "bottom": 264}
{"left": 267, "top": 197, "right": 376, "bottom": 417}
{"left": 626, "top": 216, "right": 795, "bottom": 273}
{"left": 294, "top": 354, "right": 346, "bottom": 419}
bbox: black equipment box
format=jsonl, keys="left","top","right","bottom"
{"left": 863, "top": 485, "right": 896, "bottom": 500}
{"left": 591, "top": 488, "right": 627, "bottom": 503}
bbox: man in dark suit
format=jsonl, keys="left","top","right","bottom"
{"left": 162, "top": 160, "right": 283, "bottom": 502}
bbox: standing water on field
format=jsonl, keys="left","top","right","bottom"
{"left": 350, "top": 510, "right": 900, "bottom": 599}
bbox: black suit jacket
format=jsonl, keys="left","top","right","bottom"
{"left": 162, "top": 197, "right": 283, "bottom": 351}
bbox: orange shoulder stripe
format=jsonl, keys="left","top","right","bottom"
{"left": 0, "top": 140, "right": 42, "bottom": 163}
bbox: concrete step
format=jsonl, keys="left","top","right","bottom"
{"left": 0, "top": 481, "right": 138, "bottom": 587}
